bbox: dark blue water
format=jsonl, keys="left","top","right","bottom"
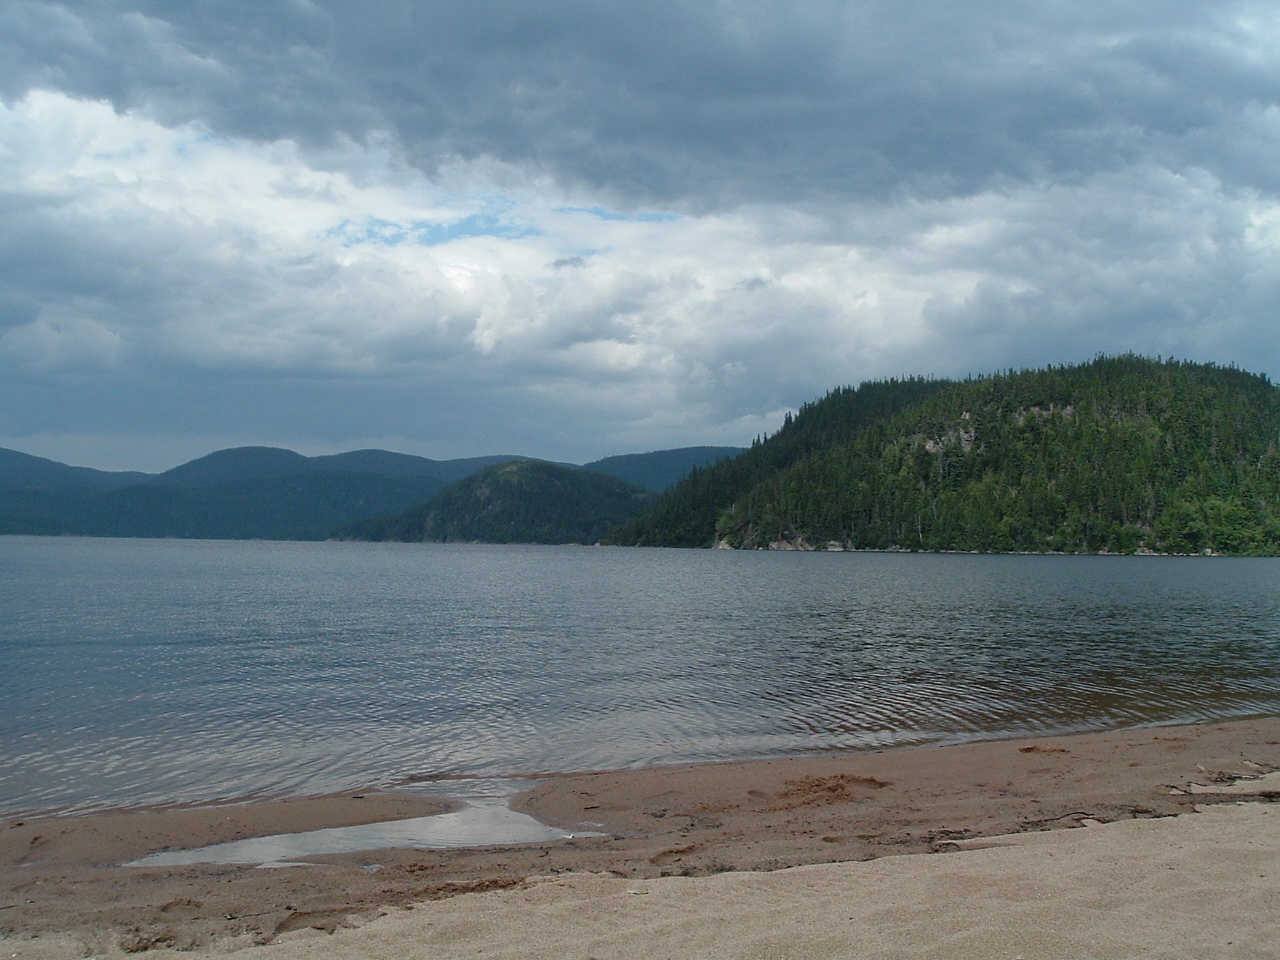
{"left": 3, "top": 537, "right": 1279, "bottom": 816}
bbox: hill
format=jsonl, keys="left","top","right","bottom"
{"left": 583, "top": 446, "right": 742, "bottom": 491}
{"left": 148, "top": 446, "right": 535, "bottom": 488}
{"left": 151, "top": 446, "right": 317, "bottom": 488}
{"left": 339, "top": 460, "right": 655, "bottom": 544}
{"left": 606, "top": 376, "right": 948, "bottom": 546}
{"left": 0, "top": 472, "right": 447, "bottom": 540}
{"left": 0, "top": 444, "right": 734, "bottom": 541}
{"left": 308, "top": 451, "right": 532, "bottom": 484}
{"left": 0, "top": 447, "right": 149, "bottom": 491}
{"left": 610, "top": 356, "right": 1280, "bottom": 555}
{"left": 0, "top": 445, "right": 557, "bottom": 539}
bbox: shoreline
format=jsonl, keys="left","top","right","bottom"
{"left": 6, "top": 709, "right": 1271, "bottom": 824}
{"left": 4, "top": 716, "right": 1280, "bottom": 956}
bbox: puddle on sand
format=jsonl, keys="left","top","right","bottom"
{"left": 126, "top": 778, "right": 601, "bottom": 868}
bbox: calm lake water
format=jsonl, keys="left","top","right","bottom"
{"left": 3, "top": 536, "right": 1279, "bottom": 816}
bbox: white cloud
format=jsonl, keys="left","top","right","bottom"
{"left": 1, "top": 313, "right": 123, "bottom": 370}
{"left": 4, "top": 0, "right": 1280, "bottom": 473}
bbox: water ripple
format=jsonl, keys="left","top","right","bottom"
{"left": 3, "top": 540, "right": 1279, "bottom": 814}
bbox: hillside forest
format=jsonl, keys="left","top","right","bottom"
{"left": 609, "top": 356, "right": 1280, "bottom": 555}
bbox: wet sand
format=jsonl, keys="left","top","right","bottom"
{"left": 3, "top": 718, "right": 1280, "bottom": 958}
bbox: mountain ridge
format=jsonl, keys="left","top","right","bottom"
{"left": 0, "top": 444, "right": 739, "bottom": 540}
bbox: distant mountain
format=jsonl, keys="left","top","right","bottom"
{"left": 0, "top": 444, "right": 479, "bottom": 539}
{"left": 152, "top": 446, "right": 538, "bottom": 488}
{"left": 609, "top": 355, "right": 1280, "bottom": 555}
{"left": 150, "top": 446, "right": 317, "bottom": 488}
{"left": 583, "top": 446, "right": 742, "bottom": 491}
{"left": 0, "top": 443, "right": 714, "bottom": 541}
{"left": 339, "top": 460, "right": 655, "bottom": 545}
{"left": 309, "top": 450, "right": 528, "bottom": 483}
{"left": 0, "top": 447, "right": 149, "bottom": 491}
{"left": 0, "top": 472, "right": 446, "bottom": 540}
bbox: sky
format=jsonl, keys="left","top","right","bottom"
{"left": 3, "top": 2, "right": 1280, "bottom": 471}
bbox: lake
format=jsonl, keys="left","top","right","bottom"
{"left": 3, "top": 536, "right": 1279, "bottom": 816}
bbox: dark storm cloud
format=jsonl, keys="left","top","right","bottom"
{"left": 6, "top": 2, "right": 1279, "bottom": 208}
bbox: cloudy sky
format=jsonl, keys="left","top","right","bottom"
{"left": 3, "top": 1, "right": 1279, "bottom": 470}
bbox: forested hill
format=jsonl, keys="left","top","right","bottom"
{"left": 608, "top": 356, "right": 1280, "bottom": 555}
{"left": 338, "top": 460, "right": 655, "bottom": 545}
{"left": 605, "top": 375, "right": 949, "bottom": 547}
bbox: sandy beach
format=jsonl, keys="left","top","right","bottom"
{"left": 4, "top": 718, "right": 1279, "bottom": 959}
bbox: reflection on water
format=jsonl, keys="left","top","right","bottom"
{"left": 3, "top": 538, "right": 1279, "bottom": 815}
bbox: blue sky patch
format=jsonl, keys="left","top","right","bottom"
{"left": 329, "top": 214, "right": 539, "bottom": 247}
{"left": 558, "top": 205, "right": 681, "bottom": 223}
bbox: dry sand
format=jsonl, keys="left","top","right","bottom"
{"left": 4, "top": 718, "right": 1280, "bottom": 959}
